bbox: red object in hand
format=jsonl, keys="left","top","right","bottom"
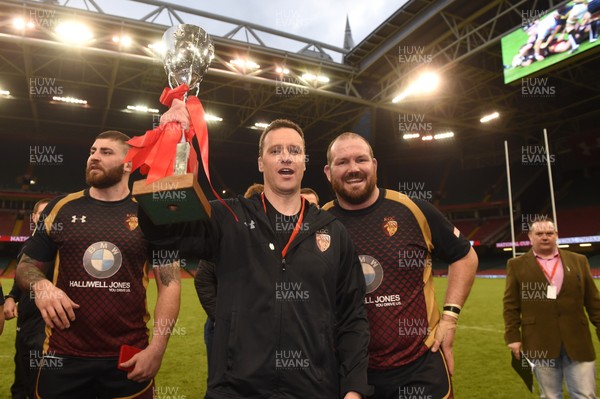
{"left": 118, "top": 344, "right": 142, "bottom": 372}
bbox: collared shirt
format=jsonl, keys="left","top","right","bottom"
{"left": 533, "top": 249, "right": 564, "bottom": 293}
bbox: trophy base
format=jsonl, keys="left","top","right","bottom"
{"left": 132, "top": 174, "right": 211, "bottom": 225}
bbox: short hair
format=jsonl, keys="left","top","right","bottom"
{"left": 300, "top": 187, "right": 319, "bottom": 204}
{"left": 529, "top": 218, "right": 557, "bottom": 232}
{"left": 258, "top": 119, "right": 304, "bottom": 157}
{"left": 96, "top": 130, "right": 130, "bottom": 143}
{"left": 96, "top": 130, "right": 131, "bottom": 154}
{"left": 244, "top": 183, "right": 264, "bottom": 199}
{"left": 33, "top": 198, "right": 52, "bottom": 214}
{"left": 326, "top": 132, "right": 374, "bottom": 166}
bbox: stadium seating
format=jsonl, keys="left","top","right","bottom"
{"left": 0, "top": 210, "right": 17, "bottom": 235}
{"left": 17, "top": 211, "right": 34, "bottom": 237}
{"left": 442, "top": 165, "right": 502, "bottom": 206}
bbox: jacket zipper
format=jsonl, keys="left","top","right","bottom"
{"left": 275, "top": 255, "right": 286, "bottom": 395}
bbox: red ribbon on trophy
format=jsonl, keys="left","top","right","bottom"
{"left": 125, "top": 84, "right": 194, "bottom": 182}
{"left": 125, "top": 84, "right": 238, "bottom": 222}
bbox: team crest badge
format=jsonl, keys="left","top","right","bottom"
{"left": 125, "top": 214, "right": 138, "bottom": 231}
{"left": 316, "top": 229, "right": 331, "bottom": 252}
{"left": 382, "top": 217, "right": 398, "bottom": 237}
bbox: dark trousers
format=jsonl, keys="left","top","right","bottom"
{"left": 36, "top": 356, "right": 153, "bottom": 398}
{"left": 204, "top": 317, "right": 215, "bottom": 375}
{"left": 11, "top": 329, "right": 45, "bottom": 399}
{"left": 368, "top": 350, "right": 453, "bottom": 399}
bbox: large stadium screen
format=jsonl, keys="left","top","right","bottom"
{"left": 501, "top": 0, "right": 600, "bottom": 84}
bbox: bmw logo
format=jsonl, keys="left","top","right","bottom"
{"left": 83, "top": 241, "right": 123, "bottom": 278}
{"left": 359, "top": 254, "right": 383, "bottom": 294}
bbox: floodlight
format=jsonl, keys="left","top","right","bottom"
{"left": 127, "top": 105, "right": 159, "bottom": 113}
{"left": 434, "top": 132, "right": 454, "bottom": 140}
{"left": 205, "top": 114, "right": 223, "bottom": 122}
{"left": 231, "top": 59, "right": 260, "bottom": 70}
{"left": 13, "top": 17, "right": 25, "bottom": 29}
{"left": 480, "top": 112, "right": 500, "bottom": 123}
{"left": 393, "top": 71, "right": 440, "bottom": 103}
{"left": 53, "top": 96, "right": 87, "bottom": 104}
{"left": 56, "top": 21, "right": 93, "bottom": 44}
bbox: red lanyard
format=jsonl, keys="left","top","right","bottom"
{"left": 261, "top": 193, "right": 305, "bottom": 258}
{"left": 536, "top": 254, "right": 560, "bottom": 283}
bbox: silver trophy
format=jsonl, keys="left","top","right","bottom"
{"left": 163, "top": 24, "right": 214, "bottom": 175}
{"left": 163, "top": 24, "right": 214, "bottom": 96}
{"left": 132, "top": 24, "right": 214, "bottom": 225}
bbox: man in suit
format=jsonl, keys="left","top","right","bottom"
{"left": 503, "top": 219, "right": 600, "bottom": 398}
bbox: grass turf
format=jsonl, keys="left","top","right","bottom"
{"left": 1, "top": 277, "right": 599, "bottom": 398}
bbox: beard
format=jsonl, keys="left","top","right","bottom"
{"left": 331, "top": 170, "right": 377, "bottom": 205}
{"left": 85, "top": 163, "right": 125, "bottom": 189}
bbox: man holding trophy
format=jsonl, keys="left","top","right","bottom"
{"left": 137, "top": 25, "right": 372, "bottom": 399}
{"left": 12, "top": 25, "right": 217, "bottom": 399}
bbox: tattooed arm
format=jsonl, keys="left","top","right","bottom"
{"left": 16, "top": 254, "right": 79, "bottom": 330}
{"left": 122, "top": 261, "right": 181, "bottom": 382}
{"left": 15, "top": 254, "right": 47, "bottom": 289}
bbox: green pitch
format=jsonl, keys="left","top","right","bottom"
{"left": 1, "top": 278, "right": 599, "bottom": 398}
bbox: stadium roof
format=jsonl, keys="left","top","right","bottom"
{"left": 0, "top": 0, "right": 598, "bottom": 196}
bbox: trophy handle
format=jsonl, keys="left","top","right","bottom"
{"left": 167, "top": 75, "right": 178, "bottom": 90}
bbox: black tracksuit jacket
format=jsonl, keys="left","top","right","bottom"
{"left": 140, "top": 194, "right": 371, "bottom": 398}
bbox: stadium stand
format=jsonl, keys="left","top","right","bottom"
{"left": 17, "top": 211, "right": 33, "bottom": 237}
{"left": 553, "top": 206, "right": 600, "bottom": 237}
{"left": 453, "top": 220, "right": 480, "bottom": 239}
{"left": 442, "top": 164, "right": 503, "bottom": 206}
{"left": 0, "top": 210, "right": 17, "bottom": 236}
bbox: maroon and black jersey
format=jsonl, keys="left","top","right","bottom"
{"left": 324, "top": 189, "right": 470, "bottom": 368}
{"left": 23, "top": 189, "right": 150, "bottom": 357}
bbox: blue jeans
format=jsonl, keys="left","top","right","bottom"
{"left": 533, "top": 347, "right": 596, "bottom": 399}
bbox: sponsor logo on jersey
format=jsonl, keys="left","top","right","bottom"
{"left": 382, "top": 216, "right": 398, "bottom": 237}
{"left": 365, "top": 293, "right": 402, "bottom": 307}
{"left": 68, "top": 280, "right": 131, "bottom": 292}
{"left": 71, "top": 215, "right": 87, "bottom": 223}
{"left": 453, "top": 226, "right": 460, "bottom": 237}
{"left": 360, "top": 254, "right": 383, "bottom": 294}
{"left": 125, "top": 214, "right": 138, "bottom": 231}
{"left": 82, "top": 241, "right": 123, "bottom": 279}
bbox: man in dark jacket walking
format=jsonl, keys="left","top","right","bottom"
{"left": 140, "top": 116, "right": 371, "bottom": 399}
{"left": 4, "top": 198, "right": 51, "bottom": 399}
